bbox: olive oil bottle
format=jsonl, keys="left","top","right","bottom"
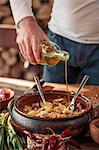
{"left": 39, "top": 41, "right": 70, "bottom": 66}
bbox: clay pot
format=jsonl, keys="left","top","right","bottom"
{"left": 0, "top": 87, "right": 14, "bottom": 111}
{"left": 90, "top": 118, "right": 99, "bottom": 144}
{"left": 8, "top": 90, "right": 92, "bottom": 136}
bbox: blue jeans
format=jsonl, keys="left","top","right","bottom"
{"left": 43, "top": 30, "right": 99, "bottom": 85}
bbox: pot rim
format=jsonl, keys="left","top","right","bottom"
{"left": 14, "top": 90, "right": 92, "bottom": 121}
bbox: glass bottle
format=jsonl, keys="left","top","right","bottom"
{"left": 39, "top": 41, "right": 70, "bottom": 66}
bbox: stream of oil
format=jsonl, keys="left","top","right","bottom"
{"left": 65, "top": 60, "right": 70, "bottom": 102}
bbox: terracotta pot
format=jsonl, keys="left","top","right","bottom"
{"left": 0, "top": 87, "right": 14, "bottom": 111}
{"left": 8, "top": 90, "right": 92, "bottom": 136}
{"left": 90, "top": 118, "right": 99, "bottom": 144}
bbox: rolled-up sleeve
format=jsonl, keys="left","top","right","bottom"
{"left": 9, "top": 0, "right": 34, "bottom": 25}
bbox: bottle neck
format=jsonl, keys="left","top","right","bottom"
{"left": 42, "top": 50, "right": 70, "bottom": 61}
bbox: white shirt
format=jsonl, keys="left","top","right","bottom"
{"left": 9, "top": 0, "right": 34, "bottom": 25}
{"left": 10, "top": 0, "right": 99, "bottom": 44}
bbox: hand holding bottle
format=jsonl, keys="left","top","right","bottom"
{"left": 16, "top": 16, "right": 50, "bottom": 64}
{"left": 39, "top": 41, "right": 70, "bottom": 65}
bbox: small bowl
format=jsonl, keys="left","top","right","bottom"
{"left": 90, "top": 118, "right": 99, "bottom": 144}
{"left": 0, "top": 87, "right": 15, "bottom": 111}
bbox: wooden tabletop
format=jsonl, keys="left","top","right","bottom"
{"left": 0, "top": 79, "right": 99, "bottom": 150}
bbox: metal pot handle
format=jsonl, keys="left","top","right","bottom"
{"left": 7, "top": 99, "right": 14, "bottom": 115}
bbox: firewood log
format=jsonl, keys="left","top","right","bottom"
{"left": 2, "top": 16, "right": 15, "bottom": 25}
{"left": 6, "top": 56, "right": 17, "bottom": 66}
{"left": 3, "top": 64, "right": 10, "bottom": 74}
{"left": 0, "top": 6, "right": 11, "bottom": 18}
{"left": 23, "top": 70, "right": 36, "bottom": 81}
{"left": 0, "top": 0, "right": 8, "bottom": 5}
{"left": 0, "top": 58, "right": 5, "bottom": 69}
{"left": 1, "top": 50, "right": 11, "bottom": 61}
{"left": 36, "top": 3, "right": 51, "bottom": 20}
{"left": 0, "top": 47, "right": 5, "bottom": 52}
{"left": 9, "top": 48, "right": 18, "bottom": 56}
{"left": 0, "top": 64, "right": 10, "bottom": 76}
{"left": 49, "top": 0, "right": 54, "bottom": 5}
{"left": 32, "top": 0, "right": 41, "bottom": 9}
{"left": 10, "top": 63, "right": 23, "bottom": 78}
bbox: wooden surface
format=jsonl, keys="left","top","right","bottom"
{"left": 0, "top": 80, "right": 99, "bottom": 150}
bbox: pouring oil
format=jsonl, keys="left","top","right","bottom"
{"left": 38, "top": 41, "right": 70, "bottom": 66}
{"left": 39, "top": 41, "right": 70, "bottom": 102}
{"left": 65, "top": 60, "right": 70, "bottom": 103}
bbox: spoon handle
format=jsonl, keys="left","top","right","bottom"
{"left": 69, "top": 75, "right": 89, "bottom": 111}
{"left": 34, "top": 76, "right": 46, "bottom": 104}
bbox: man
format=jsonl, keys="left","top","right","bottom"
{"left": 10, "top": 0, "right": 99, "bottom": 85}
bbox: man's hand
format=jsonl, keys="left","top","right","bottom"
{"left": 16, "top": 16, "right": 49, "bottom": 64}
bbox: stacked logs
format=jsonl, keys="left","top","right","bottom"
{"left": 0, "top": 47, "right": 23, "bottom": 78}
{"left": 0, "top": 47, "right": 43, "bottom": 80}
{"left": 32, "top": 0, "right": 53, "bottom": 32}
{"left": 0, "top": 0, "right": 53, "bottom": 27}
{"left": 0, "top": 0, "right": 14, "bottom": 25}
{"left": 0, "top": 0, "right": 53, "bottom": 80}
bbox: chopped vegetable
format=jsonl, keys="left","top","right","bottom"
{"left": 25, "top": 97, "right": 84, "bottom": 119}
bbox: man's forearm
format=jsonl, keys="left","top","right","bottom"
{"left": 9, "top": 0, "right": 34, "bottom": 25}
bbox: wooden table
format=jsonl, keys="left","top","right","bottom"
{"left": 0, "top": 79, "right": 99, "bottom": 150}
